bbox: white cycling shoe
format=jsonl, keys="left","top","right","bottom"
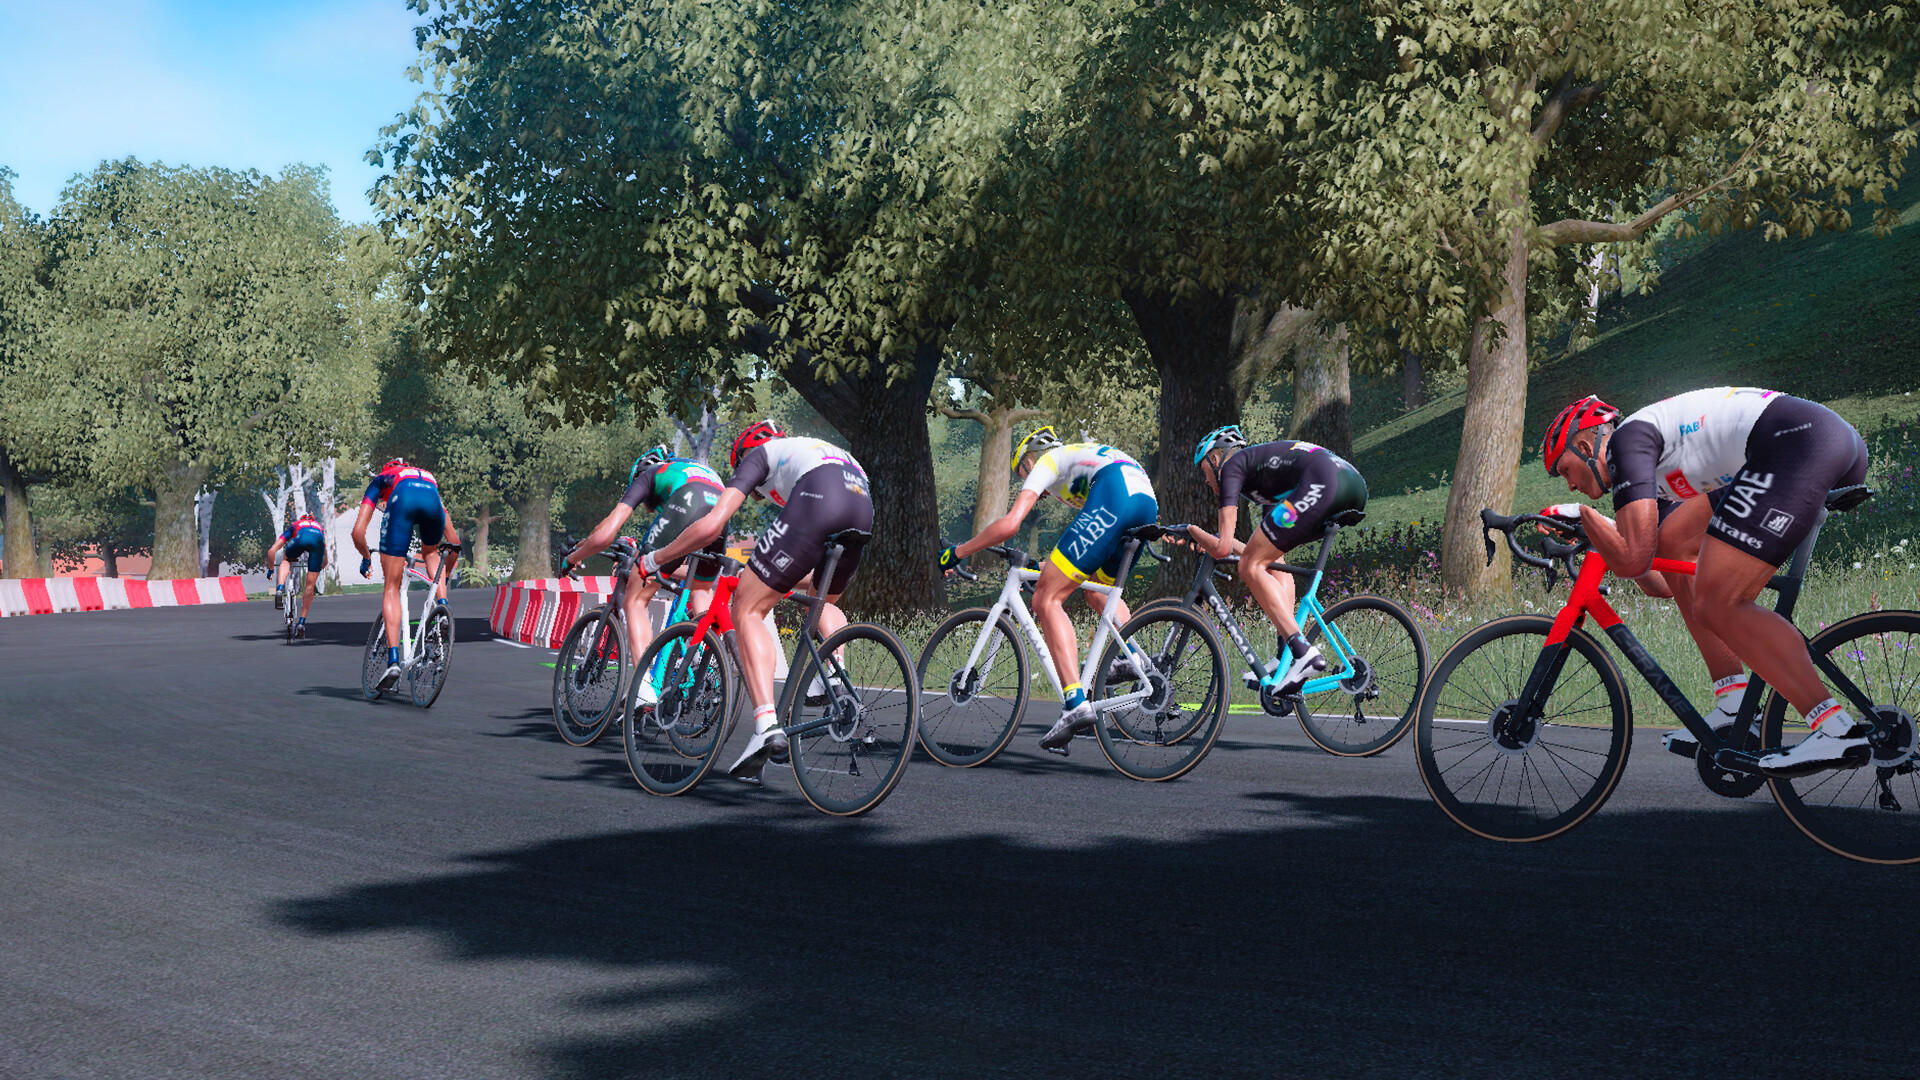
{"left": 729, "top": 727, "right": 789, "bottom": 779}
{"left": 1040, "top": 702, "right": 1096, "bottom": 755}
{"left": 1260, "top": 646, "right": 1326, "bottom": 696}
{"left": 1664, "top": 704, "right": 1740, "bottom": 758}
{"left": 634, "top": 675, "right": 659, "bottom": 707}
{"left": 376, "top": 663, "right": 404, "bottom": 690}
{"left": 1757, "top": 714, "right": 1873, "bottom": 778}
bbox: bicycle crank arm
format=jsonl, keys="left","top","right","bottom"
{"left": 1092, "top": 688, "right": 1153, "bottom": 713}
{"left": 1709, "top": 747, "right": 1765, "bottom": 775}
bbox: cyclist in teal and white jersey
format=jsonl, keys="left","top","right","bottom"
{"left": 267, "top": 512, "right": 327, "bottom": 638}
{"left": 939, "top": 426, "right": 1159, "bottom": 754}
{"left": 641, "top": 420, "right": 875, "bottom": 778}
{"left": 561, "top": 446, "right": 728, "bottom": 703}
{"left": 1184, "top": 426, "right": 1369, "bottom": 695}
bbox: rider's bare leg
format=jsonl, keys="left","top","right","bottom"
{"left": 1692, "top": 537, "right": 1830, "bottom": 714}
{"left": 730, "top": 571, "right": 787, "bottom": 713}
{"left": 300, "top": 568, "right": 319, "bottom": 620}
{"left": 1032, "top": 562, "right": 1087, "bottom": 689}
{"left": 1658, "top": 498, "right": 1744, "bottom": 683}
{"left": 380, "top": 553, "right": 407, "bottom": 648}
{"left": 1238, "top": 529, "right": 1301, "bottom": 640}
{"left": 623, "top": 578, "right": 662, "bottom": 658}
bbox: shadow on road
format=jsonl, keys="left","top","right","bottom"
{"left": 272, "top": 795, "right": 1905, "bottom": 1080}
{"left": 234, "top": 616, "right": 494, "bottom": 648}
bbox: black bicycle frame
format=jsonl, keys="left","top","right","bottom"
{"left": 1171, "top": 524, "right": 1346, "bottom": 670}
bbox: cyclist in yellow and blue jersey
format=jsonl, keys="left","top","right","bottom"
{"left": 939, "top": 426, "right": 1159, "bottom": 754}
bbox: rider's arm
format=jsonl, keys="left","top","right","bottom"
{"left": 647, "top": 489, "right": 744, "bottom": 569}
{"left": 1187, "top": 505, "right": 1241, "bottom": 560}
{"left": 1583, "top": 499, "right": 1659, "bottom": 579}
{"left": 266, "top": 535, "right": 287, "bottom": 563}
{"left": 439, "top": 510, "right": 461, "bottom": 555}
{"left": 566, "top": 504, "right": 634, "bottom": 565}
{"left": 350, "top": 502, "right": 375, "bottom": 560}
{"left": 954, "top": 490, "right": 1041, "bottom": 560}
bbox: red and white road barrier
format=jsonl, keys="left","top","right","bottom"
{"left": 488, "top": 580, "right": 786, "bottom": 676}
{"left": 0, "top": 576, "right": 248, "bottom": 618}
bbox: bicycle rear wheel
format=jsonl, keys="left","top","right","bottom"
{"left": 1415, "top": 615, "right": 1630, "bottom": 842}
{"left": 409, "top": 605, "right": 454, "bottom": 708}
{"left": 914, "top": 608, "right": 1028, "bottom": 767}
{"left": 360, "top": 618, "right": 389, "bottom": 700}
{"left": 1092, "top": 606, "right": 1229, "bottom": 781}
{"left": 284, "top": 569, "right": 300, "bottom": 643}
{"left": 1763, "top": 610, "right": 1920, "bottom": 864}
{"left": 786, "top": 624, "right": 919, "bottom": 816}
{"left": 552, "top": 609, "right": 627, "bottom": 746}
{"left": 1297, "top": 595, "right": 1428, "bottom": 756}
{"left": 626, "top": 623, "right": 736, "bottom": 796}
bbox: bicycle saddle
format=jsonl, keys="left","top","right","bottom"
{"left": 826, "top": 528, "right": 872, "bottom": 548}
{"left": 1825, "top": 485, "right": 1874, "bottom": 513}
{"left": 1330, "top": 508, "right": 1367, "bottom": 527}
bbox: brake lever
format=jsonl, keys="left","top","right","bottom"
{"left": 1484, "top": 529, "right": 1497, "bottom": 568}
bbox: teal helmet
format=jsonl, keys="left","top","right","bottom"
{"left": 628, "top": 445, "right": 673, "bottom": 483}
{"left": 1192, "top": 425, "right": 1247, "bottom": 467}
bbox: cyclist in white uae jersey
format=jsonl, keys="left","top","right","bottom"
{"left": 1542, "top": 388, "right": 1871, "bottom": 777}
{"left": 640, "top": 421, "right": 874, "bottom": 778}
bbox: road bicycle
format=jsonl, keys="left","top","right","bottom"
{"left": 282, "top": 559, "right": 307, "bottom": 644}
{"left": 919, "top": 523, "right": 1229, "bottom": 781}
{"left": 623, "top": 530, "right": 921, "bottom": 816}
{"left": 1133, "top": 510, "right": 1428, "bottom": 757}
{"left": 551, "top": 536, "right": 645, "bottom": 745}
{"left": 1415, "top": 486, "right": 1920, "bottom": 864}
{"left": 360, "top": 542, "right": 461, "bottom": 709}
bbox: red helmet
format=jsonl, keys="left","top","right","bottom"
{"left": 729, "top": 419, "right": 784, "bottom": 469}
{"left": 1542, "top": 396, "right": 1620, "bottom": 476}
{"left": 381, "top": 457, "right": 408, "bottom": 473}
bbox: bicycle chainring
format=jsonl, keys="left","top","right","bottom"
{"left": 1696, "top": 721, "right": 1766, "bottom": 799}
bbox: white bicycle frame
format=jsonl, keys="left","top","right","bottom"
{"left": 391, "top": 552, "right": 446, "bottom": 667}
{"left": 962, "top": 558, "right": 1156, "bottom": 713}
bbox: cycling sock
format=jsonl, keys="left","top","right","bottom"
{"left": 275, "top": 584, "right": 285, "bottom": 593}
{"left": 388, "top": 646, "right": 400, "bottom": 665}
{"left": 1804, "top": 697, "right": 1851, "bottom": 733}
{"left": 753, "top": 703, "right": 778, "bottom": 734}
{"left": 1711, "top": 673, "right": 1748, "bottom": 701}
{"left": 1062, "top": 683, "right": 1087, "bottom": 710}
{"left": 297, "top": 617, "right": 306, "bottom": 626}
{"left": 1286, "top": 634, "right": 1313, "bottom": 659}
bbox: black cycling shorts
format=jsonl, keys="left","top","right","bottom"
{"left": 643, "top": 482, "right": 726, "bottom": 582}
{"left": 1258, "top": 454, "right": 1368, "bottom": 551}
{"left": 1704, "top": 396, "right": 1867, "bottom": 565}
{"left": 747, "top": 465, "right": 874, "bottom": 595}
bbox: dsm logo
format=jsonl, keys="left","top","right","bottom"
{"left": 1761, "top": 509, "right": 1795, "bottom": 537}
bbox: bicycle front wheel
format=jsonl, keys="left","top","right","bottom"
{"left": 552, "top": 609, "right": 627, "bottom": 746}
{"left": 1415, "top": 615, "right": 1630, "bottom": 842}
{"left": 915, "top": 608, "right": 1028, "bottom": 767}
{"left": 360, "top": 618, "right": 389, "bottom": 700}
{"left": 625, "top": 623, "right": 736, "bottom": 796}
{"left": 785, "top": 624, "right": 919, "bottom": 816}
{"left": 409, "top": 605, "right": 454, "bottom": 708}
{"left": 1297, "top": 595, "right": 1428, "bottom": 757}
{"left": 1092, "top": 606, "right": 1229, "bottom": 781}
{"left": 1763, "top": 610, "right": 1920, "bottom": 864}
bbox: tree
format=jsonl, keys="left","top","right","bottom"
{"left": 0, "top": 167, "right": 58, "bottom": 577}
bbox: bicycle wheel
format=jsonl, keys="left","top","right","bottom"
{"left": 914, "top": 608, "right": 1028, "bottom": 767}
{"left": 409, "top": 605, "right": 454, "bottom": 708}
{"left": 1415, "top": 615, "right": 1631, "bottom": 842}
{"left": 1296, "top": 595, "right": 1429, "bottom": 757}
{"left": 284, "top": 570, "right": 300, "bottom": 643}
{"left": 1762, "top": 610, "right": 1920, "bottom": 864}
{"left": 785, "top": 624, "right": 919, "bottom": 816}
{"left": 360, "top": 618, "right": 389, "bottom": 700}
{"left": 552, "top": 609, "right": 627, "bottom": 746}
{"left": 625, "top": 623, "right": 736, "bottom": 796}
{"left": 1091, "top": 606, "right": 1229, "bottom": 781}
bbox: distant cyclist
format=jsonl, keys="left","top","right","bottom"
{"left": 641, "top": 420, "right": 874, "bottom": 778}
{"left": 939, "top": 426, "right": 1158, "bottom": 755}
{"left": 267, "top": 512, "right": 327, "bottom": 639}
{"left": 1183, "top": 426, "right": 1368, "bottom": 695}
{"left": 351, "top": 458, "right": 461, "bottom": 690}
{"left": 561, "top": 445, "right": 728, "bottom": 703}
{"left": 1541, "top": 388, "right": 1871, "bottom": 776}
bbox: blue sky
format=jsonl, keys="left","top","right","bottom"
{"left": 0, "top": 0, "right": 426, "bottom": 223}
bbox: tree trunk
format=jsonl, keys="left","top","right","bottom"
{"left": 784, "top": 339, "right": 947, "bottom": 614}
{"left": 195, "top": 486, "right": 217, "bottom": 577}
{"left": 943, "top": 401, "right": 1040, "bottom": 539}
{"left": 1440, "top": 221, "right": 1530, "bottom": 597}
{"left": 150, "top": 459, "right": 209, "bottom": 580}
{"left": 472, "top": 503, "right": 494, "bottom": 582}
{"left": 1124, "top": 285, "right": 1240, "bottom": 598}
{"left": 511, "top": 480, "right": 555, "bottom": 581}
{"left": 0, "top": 447, "right": 34, "bottom": 579}
{"left": 263, "top": 469, "right": 291, "bottom": 538}
{"left": 317, "top": 459, "right": 339, "bottom": 590}
{"left": 1291, "top": 322, "right": 1352, "bottom": 457}
{"left": 101, "top": 540, "right": 120, "bottom": 578}
{"left": 1402, "top": 348, "right": 1425, "bottom": 411}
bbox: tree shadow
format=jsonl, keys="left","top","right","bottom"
{"left": 237, "top": 616, "right": 496, "bottom": 649}
{"left": 271, "top": 795, "right": 1907, "bottom": 1080}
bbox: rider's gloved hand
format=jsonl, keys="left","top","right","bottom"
{"left": 359, "top": 555, "right": 372, "bottom": 577}
{"left": 639, "top": 550, "right": 661, "bottom": 580}
{"left": 1541, "top": 503, "right": 1584, "bottom": 521}
{"left": 559, "top": 556, "right": 574, "bottom": 578}
{"left": 937, "top": 545, "right": 961, "bottom": 574}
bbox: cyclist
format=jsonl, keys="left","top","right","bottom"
{"left": 559, "top": 445, "right": 728, "bottom": 703}
{"left": 639, "top": 420, "right": 874, "bottom": 778}
{"left": 1541, "top": 389, "right": 1871, "bottom": 777}
{"left": 267, "top": 511, "right": 327, "bottom": 638}
{"left": 939, "top": 426, "right": 1158, "bottom": 755}
{"left": 351, "top": 458, "right": 461, "bottom": 690}
{"left": 1182, "top": 426, "right": 1369, "bottom": 695}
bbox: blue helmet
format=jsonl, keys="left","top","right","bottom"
{"left": 1192, "top": 425, "right": 1247, "bottom": 467}
{"left": 628, "top": 445, "right": 673, "bottom": 484}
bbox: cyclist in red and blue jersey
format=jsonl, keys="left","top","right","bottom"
{"left": 561, "top": 446, "right": 729, "bottom": 704}
{"left": 351, "top": 458, "right": 461, "bottom": 689}
{"left": 267, "top": 512, "right": 327, "bottom": 638}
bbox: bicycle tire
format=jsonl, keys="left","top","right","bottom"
{"left": 1415, "top": 614, "right": 1631, "bottom": 842}
{"left": 625, "top": 622, "right": 736, "bottom": 796}
{"left": 360, "top": 617, "right": 389, "bottom": 700}
{"left": 1091, "top": 606, "right": 1229, "bottom": 781}
{"left": 284, "top": 568, "right": 300, "bottom": 643}
{"left": 1296, "top": 595, "right": 1429, "bottom": 757}
{"left": 552, "top": 608, "right": 627, "bottom": 746}
{"left": 914, "top": 608, "right": 1028, "bottom": 767}
{"left": 1762, "top": 609, "right": 1920, "bottom": 864}
{"left": 409, "top": 605, "right": 454, "bottom": 708}
{"left": 785, "top": 623, "right": 919, "bottom": 816}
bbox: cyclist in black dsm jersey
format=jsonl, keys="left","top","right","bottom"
{"left": 1184, "top": 426, "right": 1368, "bottom": 695}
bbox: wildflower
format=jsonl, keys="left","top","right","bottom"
{"left": 1854, "top": 562, "right": 1864, "bottom": 569}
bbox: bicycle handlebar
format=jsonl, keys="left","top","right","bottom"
{"left": 1480, "top": 508, "right": 1589, "bottom": 589}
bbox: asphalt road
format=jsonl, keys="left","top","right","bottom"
{"left": 0, "top": 592, "right": 1911, "bottom": 1080}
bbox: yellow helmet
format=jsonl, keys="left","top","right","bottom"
{"left": 1012, "top": 425, "right": 1062, "bottom": 474}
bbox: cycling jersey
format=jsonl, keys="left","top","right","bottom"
{"left": 282, "top": 515, "right": 324, "bottom": 543}
{"left": 363, "top": 466, "right": 447, "bottom": 558}
{"left": 746, "top": 466, "right": 874, "bottom": 594}
{"left": 726, "top": 438, "right": 867, "bottom": 507}
{"left": 1608, "top": 388, "right": 1786, "bottom": 504}
{"left": 1218, "top": 440, "right": 1368, "bottom": 551}
{"left": 362, "top": 465, "right": 439, "bottom": 507}
{"left": 619, "top": 460, "right": 723, "bottom": 513}
{"left": 1021, "top": 444, "right": 1149, "bottom": 509}
{"left": 282, "top": 516, "right": 327, "bottom": 573}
